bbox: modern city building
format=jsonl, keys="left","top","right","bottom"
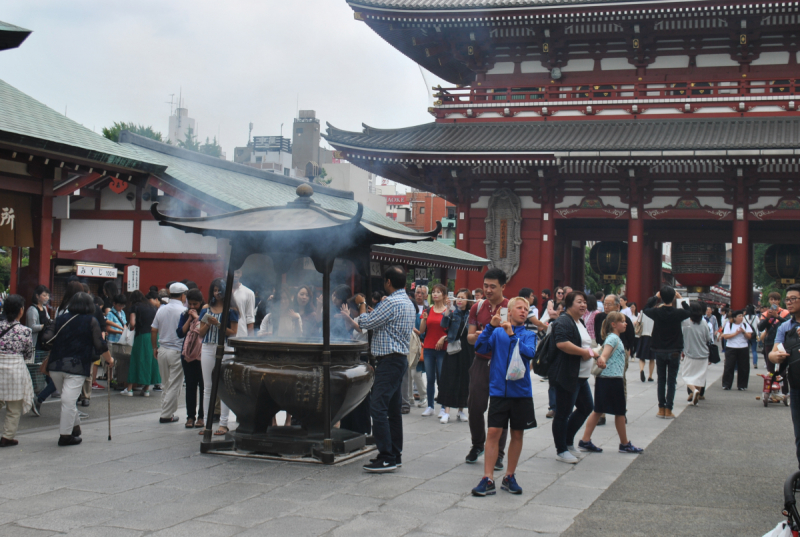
{"left": 326, "top": 0, "right": 800, "bottom": 307}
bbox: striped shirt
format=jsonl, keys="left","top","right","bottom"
{"left": 357, "top": 289, "right": 416, "bottom": 356}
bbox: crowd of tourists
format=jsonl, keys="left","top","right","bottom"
{"left": 2, "top": 265, "right": 798, "bottom": 498}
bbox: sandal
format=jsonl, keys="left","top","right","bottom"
{"left": 185, "top": 419, "right": 195, "bottom": 429}
{"left": 195, "top": 419, "right": 205, "bottom": 428}
{"left": 213, "top": 426, "right": 229, "bottom": 436}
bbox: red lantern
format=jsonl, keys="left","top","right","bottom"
{"left": 672, "top": 243, "right": 726, "bottom": 292}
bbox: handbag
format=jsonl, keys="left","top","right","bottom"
{"left": 708, "top": 342, "right": 721, "bottom": 364}
{"left": 446, "top": 313, "right": 468, "bottom": 355}
{"left": 634, "top": 313, "right": 644, "bottom": 337}
{"left": 40, "top": 315, "right": 77, "bottom": 352}
{"left": 592, "top": 340, "right": 619, "bottom": 376}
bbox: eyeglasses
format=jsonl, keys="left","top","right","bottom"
{"left": 786, "top": 296, "right": 800, "bottom": 303}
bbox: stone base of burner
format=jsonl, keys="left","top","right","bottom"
{"left": 216, "top": 427, "right": 368, "bottom": 459}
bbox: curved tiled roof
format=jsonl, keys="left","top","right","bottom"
{"left": 325, "top": 118, "right": 800, "bottom": 153}
{"left": 348, "top": 0, "right": 661, "bottom": 10}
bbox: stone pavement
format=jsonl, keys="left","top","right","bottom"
{"left": 563, "top": 363, "right": 795, "bottom": 537}
{"left": 0, "top": 359, "right": 739, "bottom": 537}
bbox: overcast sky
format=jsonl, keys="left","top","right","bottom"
{"left": 0, "top": 0, "right": 446, "bottom": 161}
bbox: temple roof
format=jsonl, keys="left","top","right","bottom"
{"left": 349, "top": 0, "right": 658, "bottom": 11}
{"left": 325, "top": 117, "right": 800, "bottom": 156}
{"left": 0, "top": 78, "right": 165, "bottom": 174}
{"left": 0, "top": 20, "right": 31, "bottom": 51}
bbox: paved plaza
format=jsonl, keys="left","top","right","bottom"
{"left": 1, "top": 360, "right": 792, "bottom": 536}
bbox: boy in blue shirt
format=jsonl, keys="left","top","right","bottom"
{"left": 472, "top": 297, "right": 537, "bottom": 496}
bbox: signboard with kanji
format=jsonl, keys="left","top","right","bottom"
{"left": 0, "top": 192, "right": 34, "bottom": 248}
{"left": 127, "top": 265, "right": 140, "bottom": 291}
{"left": 76, "top": 264, "right": 118, "bottom": 279}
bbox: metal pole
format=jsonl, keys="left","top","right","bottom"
{"left": 321, "top": 258, "right": 333, "bottom": 459}
{"left": 203, "top": 246, "right": 237, "bottom": 444}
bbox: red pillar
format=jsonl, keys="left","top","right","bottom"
{"left": 539, "top": 202, "right": 555, "bottom": 293}
{"left": 562, "top": 237, "right": 573, "bottom": 287}
{"left": 455, "top": 200, "right": 471, "bottom": 291}
{"left": 731, "top": 217, "right": 750, "bottom": 310}
{"left": 627, "top": 217, "right": 644, "bottom": 306}
{"left": 25, "top": 184, "right": 54, "bottom": 299}
{"left": 9, "top": 247, "right": 20, "bottom": 294}
{"left": 641, "top": 235, "right": 653, "bottom": 300}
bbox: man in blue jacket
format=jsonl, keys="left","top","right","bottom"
{"left": 471, "top": 297, "right": 537, "bottom": 497}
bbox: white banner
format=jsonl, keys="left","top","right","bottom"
{"left": 126, "top": 265, "right": 140, "bottom": 291}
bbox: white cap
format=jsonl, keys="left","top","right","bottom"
{"left": 169, "top": 282, "right": 189, "bottom": 294}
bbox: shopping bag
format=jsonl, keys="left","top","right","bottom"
{"left": 506, "top": 340, "right": 526, "bottom": 381}
{"left": 119, "top": 325, "right": 135, "bottom": 347}
{"left": 762, "top": 521, "right": 792, "bottom": 537}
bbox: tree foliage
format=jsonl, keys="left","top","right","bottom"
{"left": 178, "top": 127, "right": 201, "bottom": 152}
{"left": 199, "top": 136, "right": 223, "bottom": 158}
{"left": 102, "top": 122, "right": 163, "bottom": 143}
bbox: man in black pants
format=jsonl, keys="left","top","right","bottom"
{"left": 357, "top": 266, "right": 416, "bottom": 473}
{"left": 644, "top": 286, "right": 690, "bottom": 420}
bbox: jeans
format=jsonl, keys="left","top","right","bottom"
{"left": 655, "top": 351, "right": 681, "bottom": 410}
{"left": 791, "top": 387, "right": 800, "bottom": 469}
{"left": 370, "top": 353, "right": 406, "bottom": 464}
{"left": 548, "top": 386, "right": 557, "bottom": 411}
{"left": 723, "top": 347, "right": 750, "bottom": 390}
{"left": 423, "top": 348, "right": 446, "bottom": 410}
{"left": 37, "top": 375, "right": 57, "bottom": 403}
{"left": 552, "top": 378, "right": 594, "bottom": 454}
{"left": 181, "top": 357, "right": 204, "bottom": 420}
{"left": 751, "top": 339, "right": 759, "bottom": 366}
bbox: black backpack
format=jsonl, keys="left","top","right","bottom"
{"left": 532, "top": 330, "right": 557, "bottom": 377}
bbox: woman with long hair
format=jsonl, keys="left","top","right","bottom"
{"left": 124, "top": 290, "right": 161, "bottom": 396}
{"left": 56, "top": 281, "right": 84, "bottom": 316}
{"left": 258, "top": 288, "right": 302, "bottom": 338}
{"left": 197, "top": 278, "right": 239, "bottom": 436}
{"left": 44, "top": 293, "right": 114, "bottom": 446}
{"left": 331, "top": 284, "right": 357, "bottom": 341}
{"left": 295, "top": 285, "right": 320, "bottom": 338}
{"left": 438, "top": 288, "right": 473, "bottom": 424}
{"left": 636, "top": 295, "right": 659, "bottom": 383}
{"left": 681, "top": 301, "right": 712, "bottom": 405}
{"left": 419, "top": 283, "right": 450, "bottom": 419}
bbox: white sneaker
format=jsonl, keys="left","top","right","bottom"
{"left": 438, "top": 407, "right": 446, "bottom": 418}
{"left": 440, "top": 413, "right": 450, "bottom": 424}
{"left": 557, "top": 451, "right": 580, "bottom": 464}
{"left": 457, "top": 411, "right": 468, "bottom": 422}
{"left": 142, "top": 390, "right": 150, "bottom": 397}
{"left": 567, "top": 445, "right": 583, "bottom": 459}
{"left": 421, "top": 407, "right": 434, "bottom": 417}
{"left": 120, "top": 388, "right": 133, "bottom": 397}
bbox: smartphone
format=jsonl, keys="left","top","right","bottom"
{"left": 500, "top": 307, "right": 508, "bottom": 323}
{"left": 201, "top": 313, "right": 212, "bottom": 324}
{"left": 448, "top": 291, "right": 454, "bottom": 299}
{"left": 771, "top": 304, "right": 779, "bottom": 311}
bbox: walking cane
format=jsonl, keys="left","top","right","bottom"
{"left": 107, "top": 357, "right": 112, "bottom": 441}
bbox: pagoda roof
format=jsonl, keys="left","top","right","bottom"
{"left": 349, "top": 0, "right": 662, "bottom": 12}
{"left": 325, "top": 117, "right": 800, "bottom": 157}
{"left": 0, "top": 20, "right": 31, "bottom": 51}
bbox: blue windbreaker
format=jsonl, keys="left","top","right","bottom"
{"left": 476, "top": 324, "right": 537, "bottom": 398}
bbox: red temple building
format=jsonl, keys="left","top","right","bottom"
{"left": 326, "top": 0, "right": 800, "bottom": 308}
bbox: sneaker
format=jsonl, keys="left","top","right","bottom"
{"left": 546, "top": 410, "right": 554, "bottom": 419}
{"left": 471, "top": 477, "right": 496, "bottom": 497}
{"left": 363, "top": 458, "right": 396, "bottom": 473}
{"left": 494, "top": 456, "right": 504, "bottom": 471}
{"left": 640, "top": 371, "right": 646, "bottom": 382}
{"left": 567, "top": 446, "right": 582, "bottom": 459}
{"left": 142, "top": 390, "right": 150, "bottom": 397}
{"left": 663, "top": 409, "right": 675, "bottom": 419}
{"left": 401, "top": 407, "right": 410, "bottom": 414}
{"left": 722, "top": 386, "right": 731, "bottom": 390}
{"left": 370, "top": 456, "right": 402, "bottom": 467}
{"left": 416, "top": 400, "right": 428, "bottom": 408}
{"left": 465, "top": 446, "right": 484, "bottom": 464}
{"left": 457, "top": 411, "right": 468, "bottom": 422}
{"left": 597, "top": 416, "right": 606, "bottom": 426}
{"left": 501, "top": 474, "right": 522, "bottom": 495}
{"left": 51, "top": 392, "right": 61, "bottom": 400}
{"left": 77, "top": 411, "right": 89, "bottom": 419}
{"left": 120, "top": 388, "right": 133, "bottom": 397}
{"left": 421, "top": 407, "right": 434, "bottom": 417}
{"left": 557, "top": 451, "right": 579, "bottom": 464}
{"left": 738, "top": 387, "right": 748, "bottom": 391}
{"left": 648, "top": 377, "right": 654, "bottom": 382}
{"left": 153, "top": 385, "right": 163, "bottom": 392}
{"left": 578, "top": 439, "right": 603, "bottom": 453}
{"left": 438, "top": 407, "right": 446, "bottom": 418}
{"left": 31, "top": 398, "right": 42, "bottom": 417}
{"left": 692, "top": 390, "right": 701, "bottom": 406}
{"left": 656, "top": 407, "right": 665, "bottom": 418}
{"left": 619, "top": 442, "right": 644, "bottom": 454}
{"left": 92, "top": 382, "right": 104, "bottom": 390}
{"left": 440, "top": 413, "right": 450, "bottom": 424}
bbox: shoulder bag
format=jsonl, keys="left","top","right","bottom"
{"left": 446, "top": 313, "right": 468, "bottom": 355}
{"left": 708, "top": 341, "right": 721, "bottom": 364}
{"left": 592, "top": 338, "right": 620, "bottom": 376}
{"left": 635, "top": 313, "right": 644, "bottom": 337}
{"left": 40, "top": 315, "right": 77, "bottom": 352}
{"left": 110, "top": 310, "right": 134, "bottom": 347}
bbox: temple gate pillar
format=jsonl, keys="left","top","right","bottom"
{"left": 455, "top": 199, "right": 471, "bottom": 291}
{"left": 731, "top": 216, "right": 750, "bottom": 310}
{"left": 627, "top": 217, "right": 644, "bottom": 306}
{"left": 9, "top": 247, "right": 20, "bottom": 294}
{"left": 539, "top": 200, "right": 555, "bottom": 293}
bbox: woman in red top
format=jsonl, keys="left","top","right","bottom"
{"left": 419, "top": 283, "right": 449, "bottom": 420}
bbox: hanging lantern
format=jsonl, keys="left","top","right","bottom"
{"left": 672, "top": 243, "right": 727, "bottom": 292}
{"left": 764, "top": 245, "right": 800, "bottom": 287}
{"left": 589, "top": 242, "right": 628, "bottom": 283}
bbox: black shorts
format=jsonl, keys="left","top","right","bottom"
{"left": 487, "top": 396, "right": 537, "bottom": 431}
